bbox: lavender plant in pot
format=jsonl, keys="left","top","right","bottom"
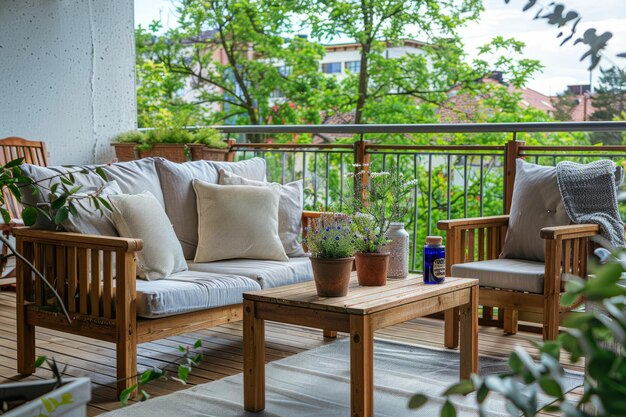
{"left": 304, "top": 213, "right": 355, "bottom": 297}
{"left": 346, "top": 167, "right": 415, "bottom": 286}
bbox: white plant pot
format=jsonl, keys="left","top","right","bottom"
{"left": 1, "top": 378, "right": 90, "bottom": 417}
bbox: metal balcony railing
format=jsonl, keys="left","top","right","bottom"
{"left": 205, "top": 121, "right": 626, "bottom": 272}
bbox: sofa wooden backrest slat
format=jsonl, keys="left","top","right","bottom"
{"left": 103, "top": 251, "right": 114, "bottom": 318}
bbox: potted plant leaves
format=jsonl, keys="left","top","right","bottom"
{"left": 346, "top": 166, "right": 414, "bottom": 287}
{"left": 187, "top": 129, "right": 230, "bottom": 161}
{"left": 304, "top": 213, "right": 355, "bottom": 297}
{"left": 1, "top": 357, "right": 90, "bottom": 417}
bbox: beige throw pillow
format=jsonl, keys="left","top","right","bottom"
{"left": 500, "top": 159, "right": 571, "bottom": 262}
{"left": 109, "top": 191, "right": 188, "bottom": 280}
{"left": 193, "top": 179, "right": 288, "bottom": 263}
{"left": 219, "top": 169, "right": 306, "bottom": 257}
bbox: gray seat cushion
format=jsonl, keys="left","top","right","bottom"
{"left": 155, "top": 158, "right": 267, "bottom": 259}
{"left": 187, "top": 256, "right": 312, "bottom": 289}
{"left": 451, "top": 258, "right": 545, "bottom": 294}
{"left": 135, "top": 270, "right": 261, "bottom": 318}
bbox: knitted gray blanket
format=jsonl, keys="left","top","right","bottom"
{"left": 556, "top": 160, "right": 625, "bottom": 249}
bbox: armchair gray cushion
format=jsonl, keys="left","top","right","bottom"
{"left": 500, "top": 159, "right": 571, "bottom": 262}
{"left": 452, "top": 258, "right": 545, "bottom": 294}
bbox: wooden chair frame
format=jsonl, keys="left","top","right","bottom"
{"left": 438, "top": 215, "right": 599, "bottom": 344}
{"left": 0, "top": 137, "right": 48, "bottom": 278}
{"left": 15, "top": 211, "right": 322, "bottom": 395}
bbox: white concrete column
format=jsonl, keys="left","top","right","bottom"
{"left": 0, "top": 0, "right": 136, "bottom": 165}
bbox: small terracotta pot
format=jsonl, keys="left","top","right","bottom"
{"left": 310, "top": 257, "right": 354, "bottom": 297}
{"left": 355, "top": 252, "right": 390, "bottom": 286}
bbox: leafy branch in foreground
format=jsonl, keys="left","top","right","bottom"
{"left": 410, "top": 245, "right": 626, "bottom": 416}
{"left": 504, "top": 0, "right": 625, "bottom": 70}
{"left": 119, "top": 339, "right": 204, "bottom": 405}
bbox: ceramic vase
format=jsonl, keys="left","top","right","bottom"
{"left": 385, "top": 222, "right": 409, "bottom": 279}
{"left": 310, "top": 257, "right": 354, "bottom": 297}
{"left": 354, "top": 252, "right": 390, "bottom": 286}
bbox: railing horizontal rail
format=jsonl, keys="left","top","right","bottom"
{"left": 213, "top": 121, "right": 626, "bottom": 134}
{"left": 521, "top": 145, "right": 626, "bottom": 152}
{"left": 232, "top": 143, "right": 354, "bottom": 149}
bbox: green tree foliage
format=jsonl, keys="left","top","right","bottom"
{"left": 551, "top": 91, "right": 580, "bottom": 121}
{"left": 138, "top": 0, "right": 336, "bottom": 138}
{"left": 136, "top": 23, "right": 209, "bottom": 128}
{"left": 590, "top": 66, "right": 626, "bottom": 144}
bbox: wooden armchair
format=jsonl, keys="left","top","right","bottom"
{"left": 16, "top": 211, "right": 322, "bottom": 396}
{"left": 438, "top": 215, "right": 599, "bottom": 343}
{"left": 0, "top": 137, "right": 48, "bottom": 281}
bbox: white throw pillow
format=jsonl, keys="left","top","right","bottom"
{"left": 219, "top": 169, "right": 306, "bottom": 257}
{"left": 193, "top": 179, "right": 288, "bottom": 263}
{"left": 108, "top": 191, "right": 188, "bottom": 280}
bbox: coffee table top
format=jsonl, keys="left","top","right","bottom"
{"left": 243, "top": 273, "right": 477, "bottom": 315}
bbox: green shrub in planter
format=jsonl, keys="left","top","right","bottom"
{"left": 192, "top": 129, "right": 228, "bottom": 149}
{"left": 113, "top": 130, "right": 146, "bottom": 144}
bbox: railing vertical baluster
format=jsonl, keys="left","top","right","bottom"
{"left": 291, "top": 152, "right": 296, "bottom": 182}
{"left": 412, "top": 154, "right": 419, "bottom": 271}
{"left": 479, "top": 155, "right": 484, "bottom": 217}
{"left": 463, "top": 155, "right": 468, "bottom": 218}
{"left": 302, "top": 151, "right": 307, "bottom": 183}
{"left": 446, "top": 154, "right": 452, "bottom": 220}
{"left": 427, "top": 154, "right": 433, "bottom": 236}
{"left": 339, "top": 153, "right": 344, "bottom": 212}
{"left": 325, "top": 152, "right": 330, "bottom": 210}
{"left": 313, "top": 152, "right": 318, "bottom": 209}
{"left": 281, "top": 152, "right": 286, "bottom": 184}
{"left": 382, "top": 153, "right": 387, "bottom": 172}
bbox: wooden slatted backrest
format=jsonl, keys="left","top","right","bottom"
{"left": 0, "top": 137, "right": 49, "bottom": 220}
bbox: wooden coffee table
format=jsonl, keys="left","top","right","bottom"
{"left": 242, "top": 274, "right": 478, "bottom": 417}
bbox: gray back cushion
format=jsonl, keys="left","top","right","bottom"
{"left": 19, "top": 158, "right": 165, "bottom": 230}
{"left": 156, "top": 158, "right": 267, "bottom": 259}
{"left": 500, "top": 159, "right": 571, "bottom": 262}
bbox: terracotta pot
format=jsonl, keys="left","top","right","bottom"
{"left": 111, "top": 143, "right": 137, "bottom": 162}
{"left": 137, "top": 144, "right": 188, "bottom": 162}
{"left": 355, "top": 252, "right": 390, "bottom": 286}
{"left": 310, "top": 257, "right": 354, "bottom": 297}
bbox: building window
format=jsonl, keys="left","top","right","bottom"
{"left": 321, "top": 62, "right": 342, "bottom": 74}
{"left": 270, "top": 89, "right": 284, "bottom": 98}
{"left": 278, "top": 66, "right": 292, "bottom": 76}
{"left": 345, "top": 60, "right": 360, "bottom": 73}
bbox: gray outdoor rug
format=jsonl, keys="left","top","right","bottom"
{"left": 104, "top": 338, "right": 583, "bottom": 417}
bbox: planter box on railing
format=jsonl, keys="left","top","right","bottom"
{"left": 112, "top": 143, "right": 230, "bottom": 162}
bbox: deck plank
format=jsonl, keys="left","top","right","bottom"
{"left": 0, "top": 290, "right": 582, "bottom": 415}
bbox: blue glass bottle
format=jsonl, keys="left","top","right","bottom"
{"left": 423, "top": 236, "right": 445, "bottom": 284}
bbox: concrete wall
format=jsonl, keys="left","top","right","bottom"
{"left": 0, "top": 0, "right": 136, "bottom": 165}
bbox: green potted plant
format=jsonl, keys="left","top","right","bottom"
{"left": 188, "top": 128, "right": 230, "bottom": 161}
{"left": 304, "top": 213, "right": 355, "bottom": 297}
{"left": 346, "top": 167, "right": 414, "bottom": 286}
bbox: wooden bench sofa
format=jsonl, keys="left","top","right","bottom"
{"left": 14, "top": 156, "right": 321, "bottom": 395}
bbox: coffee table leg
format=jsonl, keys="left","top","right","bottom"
{"left": 350, "top": 315, "right": 373, "bottom": 417}
{"left": 459, "top": 286, "right": 478, "bottom": 379}
{"left": 444, "top": 307, "right": 459, "bottom": 349}
{"left": 243, "top": 299, "right": 265, "bottom": 411}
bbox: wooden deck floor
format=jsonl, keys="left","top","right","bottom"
{"left": 0, "top": 290, "right": 583, "bottom": 416}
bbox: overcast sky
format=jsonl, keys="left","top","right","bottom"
{"left": 134, "top": 0, "right": 626, "bottom": 96}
